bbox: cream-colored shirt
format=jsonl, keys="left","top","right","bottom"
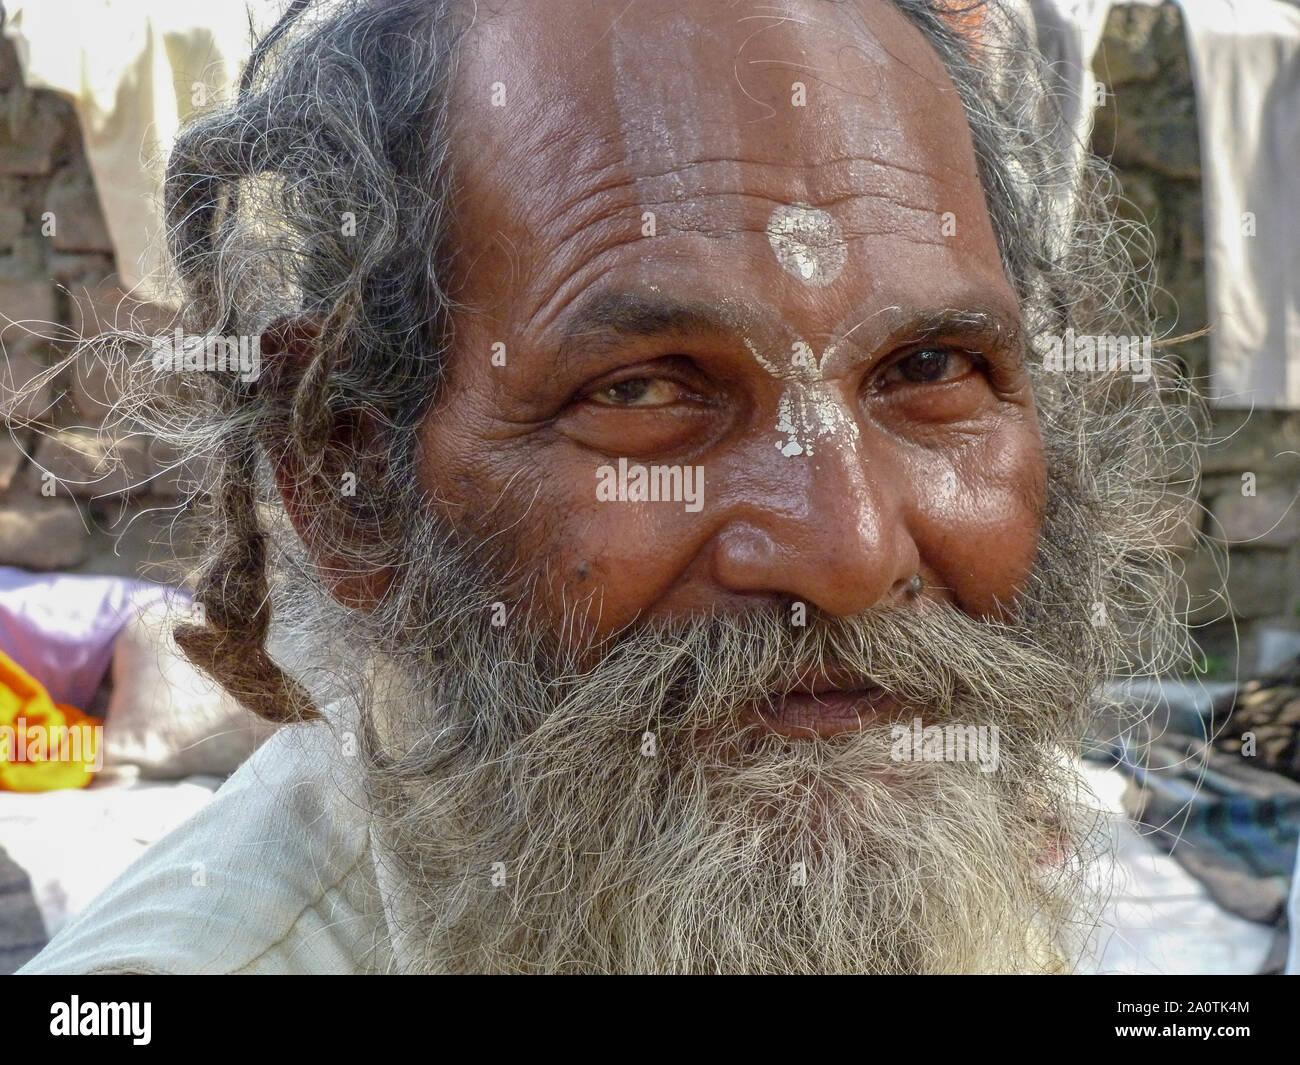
{"left": 19, "top": 720, "right": 393, "bottom": 974}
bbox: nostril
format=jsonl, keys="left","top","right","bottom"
{"left": 897, "top": 573, "right": 924, "bottom": 599}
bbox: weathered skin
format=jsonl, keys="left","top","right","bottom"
{"left": 417, "top": 0, "right": 1046, "bottom": 647}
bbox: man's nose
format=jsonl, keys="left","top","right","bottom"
{"left": 708, "top": 418, "right": 921, "bottom": 617}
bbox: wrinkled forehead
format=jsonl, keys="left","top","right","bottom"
{"left": 447, "top": 0, "right": 981, "bottom": 244}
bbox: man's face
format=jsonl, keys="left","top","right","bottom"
{"left": 419, "top": 0, "right": 1047, "bottom": 672}
{"left": 351, "top": 0, "right": 1094, "bottom": 974}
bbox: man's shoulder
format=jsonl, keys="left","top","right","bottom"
{"left": 20, "top": 713, "right": 393, "bottom": 975}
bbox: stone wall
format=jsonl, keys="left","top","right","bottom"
{"left": 0, "top": 31, "right": 190, "bottom": 580}
{"left": 1093, "top": 3, "right": 1300, "bottom": 674}
{"left": 0, "top": 3, "right": 1296, "bottom": 674}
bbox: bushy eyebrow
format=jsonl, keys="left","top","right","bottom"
{"left": 558, "top": 291, "right": 748, "bottom": 367}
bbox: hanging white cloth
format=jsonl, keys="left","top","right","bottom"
{"left": 3, "top": 0, "right": 283, "bottom": 300}
{"left": 1175, "top": 0, "right": 1300, "bottom": 409}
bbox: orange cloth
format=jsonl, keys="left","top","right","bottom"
{"left": 0, "top": 648, "right": 100, "bottom": 791}
{"left": 934, "top": 0, "right": 986, "bottom": 45}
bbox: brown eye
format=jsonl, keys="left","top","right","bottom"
{"left": 885, "top": 349, "right": 974, "bottom": 386}
{"left": 589, "top": 377, "right": 681, "bottom": 407}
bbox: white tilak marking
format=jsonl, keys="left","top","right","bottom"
{"left": 747, "top": 338, "right": 860, "bottom": 458}
{"left": 773, "top": 386, "right": 858, "bottom": 457}
{"left": 765, "top": 204, "right": 847, "bottom": 287}
{"left": 744, "top": 337, "right": 789, "bottom": 380}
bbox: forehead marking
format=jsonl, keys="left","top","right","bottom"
{"left": 765, "top": 203, "right": 847, "bottom": 287}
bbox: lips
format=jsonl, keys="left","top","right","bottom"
{"left": 742, "top": 678, "right": 901, "bottom": 739}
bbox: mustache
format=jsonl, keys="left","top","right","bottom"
{"left": 655, "top": 604, "right": 1073, "bottom": 713}
{"left": 353, "top": 503, "right": 1097, "bottom": 775}
{"left": 577, "top": 599, "right": 1075, "bottom": 701}
{"left": 377, "top": 591, "right": 1093, "bottom": 766}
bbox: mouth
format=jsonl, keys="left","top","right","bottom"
{"left": 740, "top": 676, "right": 903, "bottom": 739}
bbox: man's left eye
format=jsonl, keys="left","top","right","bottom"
{"left": 883, "top": 348, "right": 975, "bottom": 385}
{"left": 588, "top": 377, "right": 682, "bottom": 407}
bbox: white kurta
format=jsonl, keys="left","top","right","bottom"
{"left": 18, "top": 717, "right": 394, "bottom": 974}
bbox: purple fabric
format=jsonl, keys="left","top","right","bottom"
{"left": 0, "top": 566, "right": 188, "bottom": 711}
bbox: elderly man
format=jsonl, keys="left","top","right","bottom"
{"left": 22, "top": 0, "right": 1196, "bottom": 974}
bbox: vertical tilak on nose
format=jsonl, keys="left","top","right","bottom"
{"left": 745, "top": 334, "right": 862, "bottom": 459}
{"left": 770, "top": 382, "right": 860, "bottom": 458}
{"left": 744, "top": 332, "right": 862, "bottom": 458}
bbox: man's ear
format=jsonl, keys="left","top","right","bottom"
{"left": 262, "top": 315, "right": 395, "bottom": 612}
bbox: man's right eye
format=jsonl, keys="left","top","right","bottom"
{"left": 588, "top": 377, "right": 683, "bottom": 407}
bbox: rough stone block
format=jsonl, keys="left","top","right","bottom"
{"left": 0, "top": 198, "right": 24, "bottom": 250}
{"left": 1212, "top": 486, "right": 1300, "bottom": 548}
{"left": 68, "top": 280, "right": 170, "bottom": 339}
{"left": 0, "top": 38, "right": 21, "bottom": 93}
{"left": 68, "top": 346, "right": 128, "bottom": 425}
{"left": 0, "top": 93, "right": 65, "bottom": 177}
{"left": 0, "top": 278, "right": 56, "bottom": 335}
{"left": 1094, "top": 5, "right": 1164, "bottom": 86}
{"left": 0, "top": 495, "right": 88, "bottom": 569}
{"left": 48, "top": 253, "right": 117, "bottom": 288}
{"left": 0, "top": 348, "right": 56, "bottom": 424}
{"left": 0, "top": 431, "right": 28, "bottom": 495}
{"left": 45, "top": 160, "right": 114, "bottom": 253}
{"left": 1203, "top": 411, "right": 1300, "bottom": 476}
{"left": 31, "top": 428, "right": 153, "bottom": 499}
{"left": 1182, "top": 546, "right": 1292, "bottom": 622}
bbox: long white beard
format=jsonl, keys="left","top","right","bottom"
{"left": 368, "top": 725, "right": 1080, "bottom": 973}
{"left": 350, "top": 603, "right": 1098, "bottom": 974}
